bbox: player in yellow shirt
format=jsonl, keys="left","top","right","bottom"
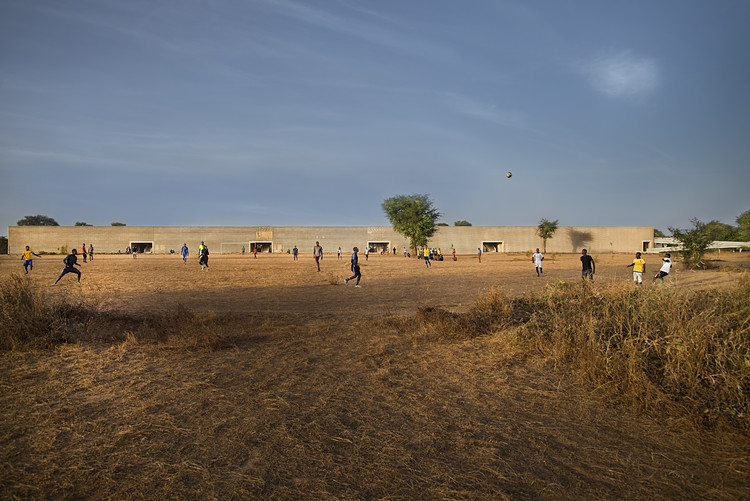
{"left": 626, "top": 252, "right": 646, "bottom": 285}
{"left": 21, "top": 245, "right": 41, "bottom": 274}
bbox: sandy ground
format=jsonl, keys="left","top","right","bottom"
{"left": 1, "top": 251, "right": 749, "bottom": 499}
{"left": 4, "top": 250, "right": 749, "bottom": 316}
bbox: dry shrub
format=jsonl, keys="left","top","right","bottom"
{"left": 451, "top": 276, "right": 750, "bottom": 430}
{"left": 0, "top": 274, "right": 91, "bottom": 349}
{"left": 116, "top": 305, "right": 231, "bottom": 351}
{"left": 0, "top": 276, "right": 229, "bottom": 351}
{"left": 407, "top": 287, "right": 519, "bottom": 343}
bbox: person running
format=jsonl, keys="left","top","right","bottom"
{"left": 627, "top": 252, "right": 646, "bottom": 285}
{"left": 82, "top": 243, "right": 88, "bottom": 263}
{"left": 345, "top": 246, "right": 362, "bottom": 287}
{"left": 21, "top": 245, "right": 41, "bottom": 274}
{"left": 532, "top": 248, "right": 544, "bottom": 277}
{"left": 54, "top": 248, "right": 81, "bottom": 284}
{"left": 581, "top": 248, "right": 595, "bottom": 282}
{"left": 88, "top": 244, "right": 94, "bottom": 261}
{"left": 653, "top": 253, "right": 672, "bottom": 284}
{"left": 423, "top": 246, "right": 431, "bottom": 268}
{"left": 313, "top": 241, "right": 323, "bottom": 271}
{"left": 199, "top": 244, "right": 210, "bottom": 270}
{"left": 181, "top": 243, "right": 189, "bottom": 264}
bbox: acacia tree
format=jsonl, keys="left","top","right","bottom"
{"left": 17, "top": 215, "right": 59, "bottom": 226}
{"left": 382, "top": 194, "right": 441, "bottom": 253}
{"left": 669, "top": 218, "right": 713, "bottom": 269}
{"left": 536, "top": 218, "right": 559, "bottom": 253}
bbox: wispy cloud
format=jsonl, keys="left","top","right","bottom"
{"left": 257, "top": 0, "right": 452, "bottom": 60}
{"left": 439, "top": 93, "right": 528, "bottom": 128}
{"left": 580, "top": 49, "right": 659, "bottom": 99}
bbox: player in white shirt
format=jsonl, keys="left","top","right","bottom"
{"left": 653, "top": 253, "right": 672, "bottom": 284}
{"left": 532, "top": 248, "right": 544, "bottom": 277}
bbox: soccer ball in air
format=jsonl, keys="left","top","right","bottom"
{"left": 506, "top": 171, "right": 512, "bottom": 178}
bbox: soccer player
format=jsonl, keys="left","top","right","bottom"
{"left": 54, "top": 248, "right": 81, "bottom": 284}
{"left": 199, "top": 244, "right": 210, "bottom": 270}
{"left": 581, "top": 249, "right": 595, "bottom": 282}
{"left": 345, "top": 247, "right": 362, "bottom": 287}
{"left": 313, "top": 241, "right": 323, "bottom": 272}
{"left": 477, "top": 247, "right": 482, "bottom": 263}
{"left": 532, "top": 248, "right": 544, "bottom": 277}
{"left": 181, "top": 243, "right": 189, "bottom": 264}
{"left": 627, "top": 252, "right": 646, "bottom": 285}
{"left": 21, "top": 245, "right": 41, "bottom": 274}
{"left": 653, "top": 253, "right": 672, "bottom": 284}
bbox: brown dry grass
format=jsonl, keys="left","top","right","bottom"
{"left": 1, "top": 251, "right": 750, "bottom": 499}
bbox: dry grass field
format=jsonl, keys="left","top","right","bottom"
{"left": 2, "top": 251, "right": 749, "bottom": 499}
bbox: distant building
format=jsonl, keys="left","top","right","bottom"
{"left": 8, "top": 225, "right": 654, "bottom": 255}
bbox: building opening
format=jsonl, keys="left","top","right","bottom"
{"left": 250, "top": 241, "right": 273, "bottom": 253}
{"left": 482, "top": 241, "right": 504, "bottom": 252}
{"left": 367, "top": 241, "right": 391, "bottom": 254}
{"left": 130, "top": 241, "right": 154, "bottom": 254}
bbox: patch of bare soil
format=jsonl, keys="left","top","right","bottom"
{"left": 1, "top": 252, "right": 749, "bottom": 499}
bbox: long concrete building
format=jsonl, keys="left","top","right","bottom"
{"left": 9, "top": 225, "right": 654, "bottom": 255}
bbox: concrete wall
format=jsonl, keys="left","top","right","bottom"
{"left": 8, "top": 225, "right": 653, "bottom": 255}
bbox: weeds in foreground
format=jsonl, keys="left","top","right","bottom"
{"left": 409, "top": 275, "right": 750, "bottom": 430}
{"left": 3, "top": 271, "right": 748, "bottom": 430}
{"left": 0, "top": 275, "right": 229, "bottom": 351}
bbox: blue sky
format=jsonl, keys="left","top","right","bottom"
{"left": 1, "top": 0, "right": 749, "bottom": 235}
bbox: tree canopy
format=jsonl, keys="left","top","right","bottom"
{"left": 736, "top": 210, "right": 750, "bottom": 241}
{"left": 74, "top": 222, "right": 93, "bottom": 226}
{"left": 536, "top": 218, "right": 559, "bottom": 253}
{"left": 111, "top": 222, "right": 127, "bottom": 226}
{"left": 17, "top": 215, "right": 59, "bottom": 226}
{"left": 669, "top": 218, "right": 713, "bottom": 269}
{"left": 382, "top": 194, "right": 441, "bottom": 251}
{"left": 454, "top": 220, "right": 472, "bottom": 226}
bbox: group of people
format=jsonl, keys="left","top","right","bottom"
{"left": 23, "top": 240, "right": 671, "bottom": 289}
{"left": 626, "top": 251, "right": 673, "bottom": 284}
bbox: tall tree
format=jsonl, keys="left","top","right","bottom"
{"left": 0, "top": 236, "right": 7, "bottom": 255}
{"left": 669, "top": 218, "right": 713, "bottom": 269}
{"left": 536, "top": 218, "right": 559, "bottom": 253}
{"left": 736, "top": 210, "right": 750, "bottom": 241}
{"left": 382, "top": 194, "right": 441, "bottom": 252}
{"left": 701, "top": 220, "right": 739, "bottom": 241}
{"left": 17, "top": 215, "right": 59, "bottom": 226}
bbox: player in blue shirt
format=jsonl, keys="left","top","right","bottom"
{"left": 345, "top": 247, "right": 362, "bottom": 287}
